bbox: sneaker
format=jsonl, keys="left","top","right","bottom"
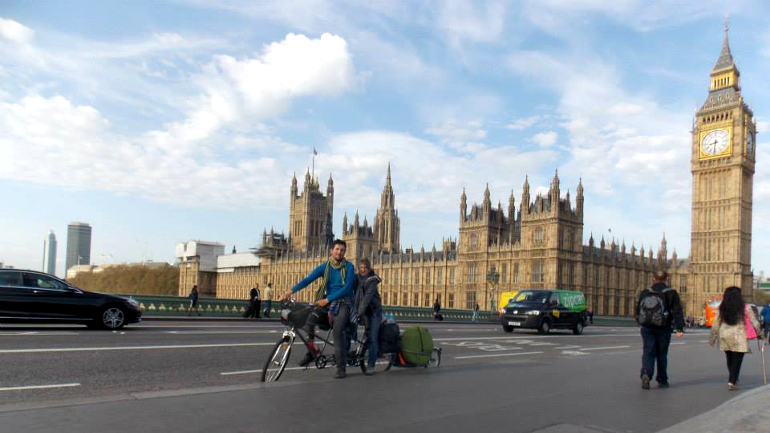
{"left": 727, "top": 383, "right": 739, "bottom": 391}
{"left": 641, "top": 374, "right": 651, "bottom": 390}
{"left": 298, "top": 352, "right": 315, "bottom": 367}
{"left": 334, "top": 368, "right": 346, "bottom": 379}
{"left": 364, "top": 367, "right": 375, "bottom": 376}
{"left": 658, "top": 382, "right": 669, "bottom": 388}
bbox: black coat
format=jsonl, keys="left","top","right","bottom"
{"left": 355, "top": 273, "right": 382, "bottom": 317}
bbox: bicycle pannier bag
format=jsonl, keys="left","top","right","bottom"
{"left": 378, "top": 321, "right": 401, "bottom": 354}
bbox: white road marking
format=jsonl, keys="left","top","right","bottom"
{"left": 164, "top": 330, "right": 288, "bottom": 335}
{"left": 0, "top": 383, "right": 80, "bottom": 392}
{"left": 581, "top": 346, "right": 630, "bottom": 351}
{"left": 0, "top": 332, "right": 80, "bottom": 336}
{"left": 561, "top": 350, "right": 589, "bottom": 356}
{"left": 455, "top": 351, "right": 543, "bottom": 360}
{"left": 0, "top": 342, "right": 297, "bottom": 354}
{"left": 221, "top": 362, "right": 391, "bottom": 376}
{"left": 554, "top": 345, "right": 581, "bottom": 350}
{"left": 671, "top": 342, "right": 686, "bottom": 346}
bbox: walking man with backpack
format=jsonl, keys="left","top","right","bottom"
{"left": 636, "top": 270, "right": 685, "bottom": 389}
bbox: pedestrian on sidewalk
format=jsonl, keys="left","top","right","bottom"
{"left": 263, "top": 283, "right": 273, "bottom": 318}
{"left": 709, "top": 286, "right": 762, "bottom": 390}
{"left": 636, "top": 270, "right": 684, "bottom": 389}
{"left": 760, "top": 303, "right": 770, "bottom": 340}
{"left": 254, "top": 284, "right": 261, "bottom": 319}
{"left": 245, "top": 287, "right": 259, "bottom": 319}
{"left": 472, "top": 302, "right": 479, "bottom": 321}
{"left": 187, "top": 285, "right": 201, "bottom": 316}
{"left": 433, "top": 297, "right": 441, "bottom": 321}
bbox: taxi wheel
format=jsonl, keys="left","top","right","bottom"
{"left": 538, "top": 319, "right": 551, "bottom": 335}
{"left": 502, "top": 324, "right": 514, "bottom": 333}
{"left": 573, "top": 321, "right": 584, "bottom": 335}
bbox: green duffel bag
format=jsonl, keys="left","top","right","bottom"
{"left": 399, "top": 326, "right": 434, "bottom": 366}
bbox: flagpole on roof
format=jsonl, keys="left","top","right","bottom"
{"left": 312, "top": 147, "right": 316, "bottom": 179}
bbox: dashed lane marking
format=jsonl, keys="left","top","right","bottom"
{"left": 220, "top": 361, "right": 392, "bottom": 376}
{"left": 455, "top": 351, "right": 544, "bottom": 360}
{"left": 0, "top": 383, "right": 80, "bottom": 392}
{"left": 580, "top": 346, "right": 630, "bottom": 351}
{"left": 0, "top": 342, "right": 295, "bottom": 354}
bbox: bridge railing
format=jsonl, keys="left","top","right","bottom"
{"left": 123, "top": 294, "right": 636, "bottom": 325}
{"left": 125, "top": 294, "right": 492, "bottom": 322}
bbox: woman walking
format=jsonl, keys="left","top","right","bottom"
{"left": 709, "top": 286, "right": 761, "bottom": 390}
{"left": 355, "top": 258, "right": 382, "bottom": 375}
{"left": 187, "top": 285, "right": 200, "bottom": 316}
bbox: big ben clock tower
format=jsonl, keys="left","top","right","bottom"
{"left": 690, "top": 18, "right": 756, "bottom": 314}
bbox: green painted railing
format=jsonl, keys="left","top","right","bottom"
{"left": 126, "top": 295, "right": 492, "bottom": 322}
{"left": 124, "top": 294, "right": 636, "bottom": 325}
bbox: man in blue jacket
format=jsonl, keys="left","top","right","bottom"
{"left": 281, "top": 239, "right": 355, "bottom": 378}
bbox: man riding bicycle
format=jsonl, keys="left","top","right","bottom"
{"left": 281, "top": 239, "right": 355, "bottom": 379}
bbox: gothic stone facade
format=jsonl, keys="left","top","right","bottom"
{"left": 178, "top": 26, "right": 754, "bottom": 317}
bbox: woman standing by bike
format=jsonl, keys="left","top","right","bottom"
{"left": 709, "top": 286, "right": 762, "bottom": 390}
{"left": 355, "top": 258, "right": 382, "bottom": 375}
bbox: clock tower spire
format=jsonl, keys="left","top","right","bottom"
{"left": 689, "top": 18, "right": 756, "bottom": 314}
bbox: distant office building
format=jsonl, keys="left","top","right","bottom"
{"left": 66, "top": 222, "right": 92, "bottom": 273}
{"left": 43, "top": 230, "right": 57, "bottom": 275}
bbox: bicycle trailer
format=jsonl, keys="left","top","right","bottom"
{"left": 395, "top": 326, "right": 434, "bottom": 367}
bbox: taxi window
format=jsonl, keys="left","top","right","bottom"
{"left": 550, "top": 292, "right": 561, "bottom": 306}
{"left": 513, "top": 291, "right": 549, "bottom": 303}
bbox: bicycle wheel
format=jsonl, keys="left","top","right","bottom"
{"left": 359, "top": 345, "right": 390, "bottom": 374}
{"left": 428, "top": 347, "right": 442, "bottom": 368}
{"left": 261, "top": 336, "right": 292, "bottom": 382}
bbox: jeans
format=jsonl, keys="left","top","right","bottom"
{"left": 364, "top": 314, "right": 382, "bottom": 367}
{"left": 725, "top": 351, "right": 745, "bottom": 384}
{"left": 263, "top": 299, "right": 272, "bottom": 318}
{"left": 640, "top": 327, "right": 672, "bottom": 383}
{"left": 472, "top": 311, "right": 478, "bottom": 321}
{"left": 332, "top": 303, "right": 351, "bottom": 370}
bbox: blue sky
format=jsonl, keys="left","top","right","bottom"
{"left": 1, "top": 1, "right": 770, "bottom": 279}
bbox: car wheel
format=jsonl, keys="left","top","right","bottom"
{"left": 502, "top": 324, "right": 514, "bottom": 333}
{"left": 538, "top": 319, "right": 551, "bottom": 335}
{"left": 573, "top": 321, "right": 584, "bottom": 335}
{"left": 99, "top": 306, "right": 126, "bottom": 330}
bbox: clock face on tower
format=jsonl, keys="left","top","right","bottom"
{"left": 747, "top": 132, "right": 755, "bottom": 156}
{"left": 700, "top": 129, "right": 730, "bottom": 157}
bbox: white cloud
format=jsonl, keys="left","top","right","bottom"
{"left": 426, "top": 120, "right": 488, "bottom": 153}
{"left": 531, "top": 131, "right": 558, "bottom": 147}
{"left": 319, "top": 130, "right": 559, "bottom": 217}
{"left": 150, "top": 33, "right": 356, "bottom": 149}
{"left": 507, "top": 116, "right": 541, "bottom": 130}
{"left": 436, "top": 0, "right": 507, "bottom": 46}
{"left": 0, "top": 18, "right": 33, "bottom": 43}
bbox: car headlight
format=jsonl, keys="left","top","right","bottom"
{"left": 525, "top": 310, "right": 540, "bottom": 316}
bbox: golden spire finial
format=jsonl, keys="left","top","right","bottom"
{"left": 724, "top": 14, "right": 729, "bottom": 34}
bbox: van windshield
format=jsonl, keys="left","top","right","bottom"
{"left": 511, "top": 291, "right": 549, "bottom": 304}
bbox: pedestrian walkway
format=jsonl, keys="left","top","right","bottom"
{"left": 659, "top": 384, "right": 770, "bottom": 432}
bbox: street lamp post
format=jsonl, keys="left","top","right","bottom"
{"left": 486, "top": 269, "right": 500, "bottom": 315}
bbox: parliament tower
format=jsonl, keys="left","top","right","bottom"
{"left": 689, "top": 19, "right": 756, "bottom": 312}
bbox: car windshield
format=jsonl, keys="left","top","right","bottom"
{"left": 511, "top": 291, "right": 549, "bottom": 304}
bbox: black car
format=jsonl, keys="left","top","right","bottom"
{"left": 0, "top": 269, "right": 141, "bottom": 329}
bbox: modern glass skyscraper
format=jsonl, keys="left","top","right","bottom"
{"left": 65, "top": 222, "right": 92, "bottom": 272}
{"left": 43, "top": 230, "right": 57, "bottom": 275}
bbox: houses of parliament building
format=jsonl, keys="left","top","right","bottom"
{"left": 177, "top": 24, "right": 756, "bottom": 317}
